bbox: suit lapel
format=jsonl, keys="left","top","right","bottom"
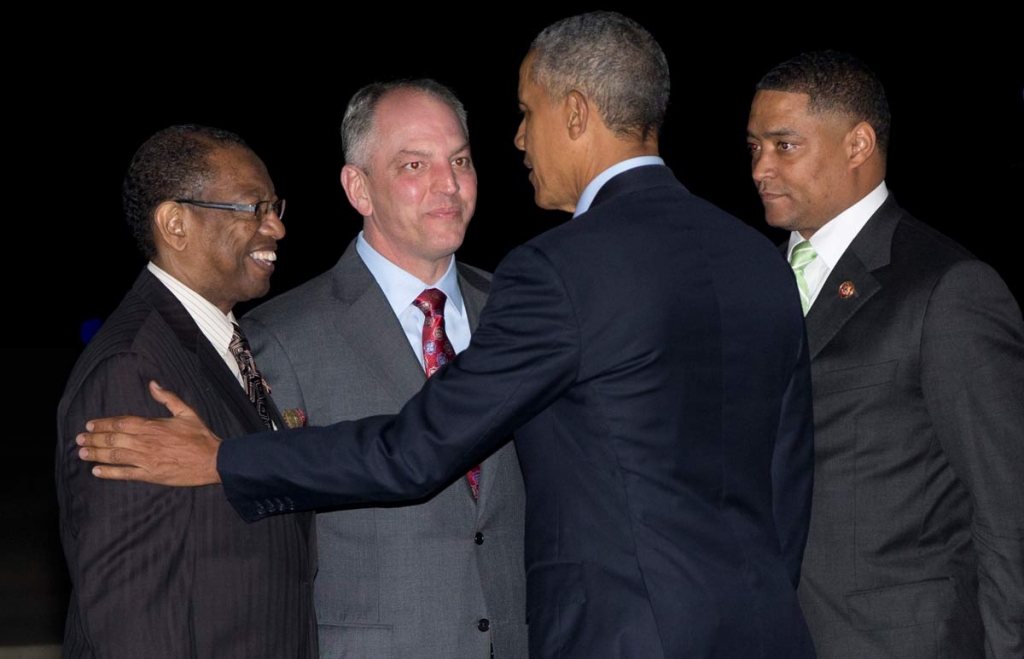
{"left": 804, "top": 196, "right": 901, "bottom": 360}
{"left": 332, "top": 243, "right": 427, "bottom": 406}
{"left": 135, "top": 269, "right": 279, "bottom": 434}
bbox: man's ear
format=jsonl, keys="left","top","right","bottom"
{"left": 153, "top": 201, "right": 189, "bottom": 252}
{"left": 341, "top": 164, "right": 372, "bottom": 217}
{"left": 847, "top": 121, "right": 877, "bottom": 169}
{"left": 566, "top": 90, "right": 589, "bottom": 141}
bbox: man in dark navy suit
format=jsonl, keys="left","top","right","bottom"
{"left": 79, "top": 13, "right": 816, "bottom": 659}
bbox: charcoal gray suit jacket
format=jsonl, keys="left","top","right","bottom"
{"left": 796, "top": 195, "right": 1024, "bottom": 658}
{"left": 57, "top": 269, "right": 317, "bottom": 658}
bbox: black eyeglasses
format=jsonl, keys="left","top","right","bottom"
{"left": 175, "top": 198, "right": 286, "bottom": 222}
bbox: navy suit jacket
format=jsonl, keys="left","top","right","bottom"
{"left": 219, "top": 165, "right": 817, "bottom": 658}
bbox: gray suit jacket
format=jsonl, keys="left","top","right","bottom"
{"left": 243, "top": 240, "right": 528, "bottom": 659}
{"left": 797, "top": 196, "right": 1024, "bottom": 659}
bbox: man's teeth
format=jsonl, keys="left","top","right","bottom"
{"left": 250, "top": 251, "right": 277, "bottom": 263}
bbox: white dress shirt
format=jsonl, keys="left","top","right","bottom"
{"left": 786, "top": 181, "right": 889, "bottom": 310}
{"left": 356, "top": 232, "right": 471, "bottom": 370}
{"left": 147, "top": 261, "right": 244, "bottom": 385}
{"left": 574, "top": 156, "right": 666, "bottom": 218}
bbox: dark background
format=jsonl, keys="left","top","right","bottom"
{"left": 6, "top": 9, "right": 1021, "bottom": 647}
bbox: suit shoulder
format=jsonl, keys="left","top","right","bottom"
{"left": 891, "top": 211, "right": 976, "bottom": 270}
{"left": 63, "top": 291, "right": 169, "bottom": 384}
{"left": 456, "top": 260, "right": 492, "bottom": 294}
{"left": 245, "top": 266, "right": 339, "bottom": 328}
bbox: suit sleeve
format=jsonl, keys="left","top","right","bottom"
{"left": 772, "top": 328, "right": 815, "bottom": 588}
{"left": 242, "top": 315, "right": 307, "bottom": 415}
{"left": 219, "top": 243, "right": 580, "bottom": 521}
{"left": 58, "top": 352, "right": 196, "bottom": 658}
{"left": 920, "top": 260, "right": 1024, "bottom": 658}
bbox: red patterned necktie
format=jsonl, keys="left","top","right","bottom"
{"left": 413, "top": 288, "right": 481, "bottom": 499}
{"left": 229, "top": 323, "right": 273, "bottom": 430}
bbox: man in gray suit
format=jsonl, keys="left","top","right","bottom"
{"left": 746, "top": 51, "right": 1024, "bottom": 658}
{"left": 241, "top": 80, "right": 528, "bottom": 658}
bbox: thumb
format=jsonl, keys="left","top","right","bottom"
{"left": 149, "top": 381, "right": 197, "bottom": 419}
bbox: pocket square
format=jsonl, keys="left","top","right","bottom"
{"left": 281, "top": 408, "right": 307, "bottom": 429}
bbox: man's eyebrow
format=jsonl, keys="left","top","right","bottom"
{"left": 747, "top": 127, "right": 803, "bottom": 139}
{"left": 449, "top": 141, "right": 471, "bottom": 157}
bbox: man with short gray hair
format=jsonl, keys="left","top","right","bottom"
{"left": 241, "top": 79, "right": 528, "bottom": 659}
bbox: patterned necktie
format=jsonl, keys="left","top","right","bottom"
{"left": 789, "top": 241, "right": 819, "bottom": 316}
{"left": 229, "top": 323, "right": 273, "bottom": 429}
{"left": 413, "top": 288, "right": 481, "bottom": 499}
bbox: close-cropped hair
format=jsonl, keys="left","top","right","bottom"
{"left": 123, "top": 124, "right": 249, "bottom": 258}
{"left": 528, "top": 11, "right": 670, "bottom": 141}
{"left": 757, "top": 50, "right": 891, "bottom": 157}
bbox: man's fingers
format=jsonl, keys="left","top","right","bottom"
{"left": 91, "top": 465, "right": 145, "bottom": 481}
{"left": 84, "top": 414, "right": 151, "bottom": 434}
{"left": 79, "top": 445, "right": 147, "bottom": 467}
{"left": 149, "top": 381, "right": 197, "bottom": 419}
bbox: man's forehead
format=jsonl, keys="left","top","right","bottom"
{"left": 204, "top": 146, "right": 272, "bottom": 191}
{"left": 372, "top": 91, "right": 468, "bottom": 156}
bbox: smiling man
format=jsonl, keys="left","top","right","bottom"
{"left": 56, "top": 125, "right": 316, "bottom": 658}
{"left": 78, "top": 14, "right": 816, "bottom": 658}
{"left": 240, "top": 81, "right": 528, "bottom": 658}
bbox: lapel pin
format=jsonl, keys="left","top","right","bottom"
{"left": 838, "top": 281, "right": 856, "bottom": 299}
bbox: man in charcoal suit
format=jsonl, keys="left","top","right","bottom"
{"left": 57, "top": 125, "right": 316, "bottom": 657}
{"left": 241, "top": 80, "right": 528, "bottom": 658}
{"left": 747, "top": 51, "right": 1023, "bottom": 658}
{"left": 79, "top": 12, "right": 816, "bottom": 658}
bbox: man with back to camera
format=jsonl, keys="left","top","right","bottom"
{"left": 79, "top": 12, "right": 817, "bottom": 658}
{"left": 56, "top": 125, "right": 316, "bottom": 657}
{"left": 241, "top": 79, "right": 528, "bottom": 658}
{"left": 747, "top": 50, "right": 1024, "bottom": 658}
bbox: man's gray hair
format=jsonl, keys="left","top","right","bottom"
{"left": 341, "top": 79, "right": 469, "bottom": 170}
{"left": 528, "top": 11, "right": 670, "bottom": 140}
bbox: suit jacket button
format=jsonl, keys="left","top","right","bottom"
{"left": 474, "top": 532, "right": 484, "bottom": 545}
{"left": 477, "top": 618, "right": 490, "bottom": 632}
{"left": 255, "top": 502, "right": 266, "bottom": 515}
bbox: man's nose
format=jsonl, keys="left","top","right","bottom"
{"left": 259, "top": 208, "right": 286, "bottom": 240}
{"left": 433, "top": 166, "right": 460, "bottom": 195}
{"left": 514, "top": 119, "right": 525, "bottom": 151}
{"left": 751, "top": 150, "right": 774, "bottom": 183}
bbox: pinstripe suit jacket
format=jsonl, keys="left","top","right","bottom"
{"left": 56, "top": 269, "right": 317, "bottom": 658}
{"left": 242, "top": 241, "right": 528, "bottom": 658}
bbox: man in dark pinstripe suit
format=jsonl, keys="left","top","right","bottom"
{"left": 56, "top": 125, "right": 317, "bottom": 658}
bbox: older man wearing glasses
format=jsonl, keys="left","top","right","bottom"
{"left": 55, "top": 125, "right": 316, "bottom": 658}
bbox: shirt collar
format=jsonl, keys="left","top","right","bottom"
{"left": 787, "top": 180, "right": 889, "bottom": 268}
{"left": 574, "top": 156, "right": 665, "bottom": 217}
{"left": 356, "top": 232, "right": 464, "bottom": 318}
{"left": 147, "top": 261, "right": 238, "bottom": 353}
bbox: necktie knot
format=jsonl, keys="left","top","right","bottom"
{"left": 788, "top": 241, "right": 818, "bottom": 316}
{"left": 414, "top": 288, "right": 448, "bottom": 318}
{"left": 789, "top": 240, "right": 818, "bottom": 272}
